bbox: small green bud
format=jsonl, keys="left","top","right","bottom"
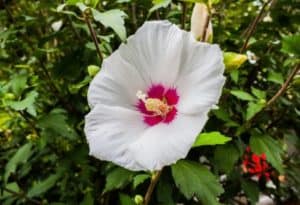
{"left": 134, "top": 195, "right": 143, "bottom": 205}
{"left": 223, "top": 52, "right": 247, "bottom": 71}
{"left": 87, "top": 65, "right": 100, "bottom": 77}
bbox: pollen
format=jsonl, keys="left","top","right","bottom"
{"left": 145, "top": 98, "right": 170, "bottom": 116}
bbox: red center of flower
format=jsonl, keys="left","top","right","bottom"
{"left": 136, "top": 84, "right": 179, "bottom": 126}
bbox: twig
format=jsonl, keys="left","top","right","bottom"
{"left": 83, "top": 11, "right": 103, "bottom": 63}
{"left": 266, "top": 64, "right": 300, "bottom": 106}
{"left": 144, "top": 170, "right": 162, "bottom": 205}
{"left": 131, "top": 3, "right": 138, "bottom": 30}
{"left": 181, "top": 2, "right": 187, "bottom": 29}
{"left": 2, "top": 187, "right": 42, "bottom": 205}
{"left": 240, "top": 0, "right": 272, "bottom": 53}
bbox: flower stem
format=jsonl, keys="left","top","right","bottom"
{"left": 240, "top": 0, "right": 273, "bottom": 53}
{"left": 83, "top": 11, "right": 103, "bottom": 63}
{"left": 144, "top": 170, "right": 163, "bottom": 205}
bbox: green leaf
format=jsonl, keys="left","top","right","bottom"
{"left": 133, "top": 174, "right": 150, "bottom": 189}
{"left": 10, "top": 73, "right": 27, "bottom": 96}
{"left": 193, "top": 132, "right": 231, "bottom": 147}
{"left": 104, "top": 167, "right": 134, "bottom": 193}
{"left": 171, "top": 160, "right": 224, "bottom": 205}
{"left": 250, "top": 135, "right": 284, "bottom": 173}
{"left": 281, "top": 35, "right": 300, "bottom": 56}
{"left": 80, "top": 192, "right": 94, "bottom": 205}
{"left": 92, "top": 9, "right": 127, "bottom": 41}
{"left": 4, "top": 143, "right": 33, "bottom": 183}
{"left": 0, "top": 183, "right": 20, "bottom": 199}
{"left": 27, "top": 173, "right": 62, "bottom": 197}
{"left": 149, "top": 0, "right": 172, "bottom": 13}
{"left": 119, "top": 194, "right": 135, "bottom": 205}
{"left": 7, "top": 90, "right": 38, "bottom": 116}
{"left": 214, "top": 144, "right": 240, "bottom": 173}
{"left": 66, "top": 0, "right": 83, "bottom": 5}
{"left": 37, "top": 109, "right": 78, "bottom": 140}
{"left": 268, "top": 71, "right": 284, "bottom": 85}
{"left": 241, "top": 180, "right": 259, "bottom": 204}
{"left": 251, "top": 87, "right": 266, "bottom": 99}
{"left": 230, "top": 90, "right": 255, "bottom": 101}
{"left": 156, "top": 178, "right": 174, "bottom": 205}
{"left": 246, "top": 102, "right": 265, "bottom": 120}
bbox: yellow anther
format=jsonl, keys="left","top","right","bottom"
{"left": 145, "top": 98, "right": 170, "bottom": 116}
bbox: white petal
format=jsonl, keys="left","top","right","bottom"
{"left": 176, "top": 38, "right": 225, "bottom": 114}
{"left": 127, "top": 112, "right": 208, "bottom": 171}
{"left": 118, "top": 20, "right": 186, "bottom": 87}
{"left": 87, "top": 51, "right": 147, "bottom": 109}
{"left": 84, "top": 104, "right": 147, "bottom": 171}
{"left": 88, "top": 21, "right": 189, "bottom": 109}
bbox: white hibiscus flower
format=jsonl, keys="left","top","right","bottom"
{"left": 84, "top": 20, "right": 225, "bottom": 171}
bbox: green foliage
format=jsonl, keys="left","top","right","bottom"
{"left": 193, "top": 131, "right": 231, "bottom": 147}
{"left": 214, "top": 144, "right": 240, "bottom": 173}
{"left": 250, "top": 134, "right": 284, "bottom": 173}
{"left": 27, "top": 172, "right": 62, "bottom": 197}
{"left": 171, "top": 160, "right": 224, "bottom": 205}
{"left": 103, "top": 167, "right": 134, "bottom": 193}
{"left": 281, "top": 35, "right": 300, "bottom": 56}
{"left": 92, "top": 9, "right": 127, "bottom": 41}
{"left": 230, "top": 90, "right": 255, "bottom": 101}
{"left": 4, "top": 143, "right": 33, "bottom": 183}
{"left": 0, "top": 0, "right": 299, "bottom": 204}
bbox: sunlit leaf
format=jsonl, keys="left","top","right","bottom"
{"left": 193, "top": 132, "right": 231, "bottom": 147}
{"left": 230, "top": 90, "right": 255, "bottom": 101}
{"left": 92, "top": 9, "right": 127, "bottom": 41}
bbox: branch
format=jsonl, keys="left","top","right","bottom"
{"left": 83, "top": 11, "right": 103, "bottom": 63}
{"left": 266, "top": 64, "right": 300, "bottom": 106}
{"left": 131, "top": 3, "right": 138, "bottom": 30}
{"left": 240, "top": 0, "right": 273, "bottom": 53}
{"left": 144, "top": 170, "right": 163, "bottom": 205}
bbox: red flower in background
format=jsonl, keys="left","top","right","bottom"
{"left": 242, "top": 147, "right": 271, "bottom": 181}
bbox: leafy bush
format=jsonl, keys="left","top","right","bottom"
{"left": 1, "top": 0, "right": 299, "bottom": 204}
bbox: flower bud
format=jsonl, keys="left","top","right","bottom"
{"left": 191, "top": 3, "right": 213, "bottom": 42}
{"left": 134, "top": 195, "right": 143, "bottom": 205}
{"left": 223, "top": 52, "right": 247, "bottom": 71}
{"left": 87, "top": 65, "right": 100, "bottom": 76}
